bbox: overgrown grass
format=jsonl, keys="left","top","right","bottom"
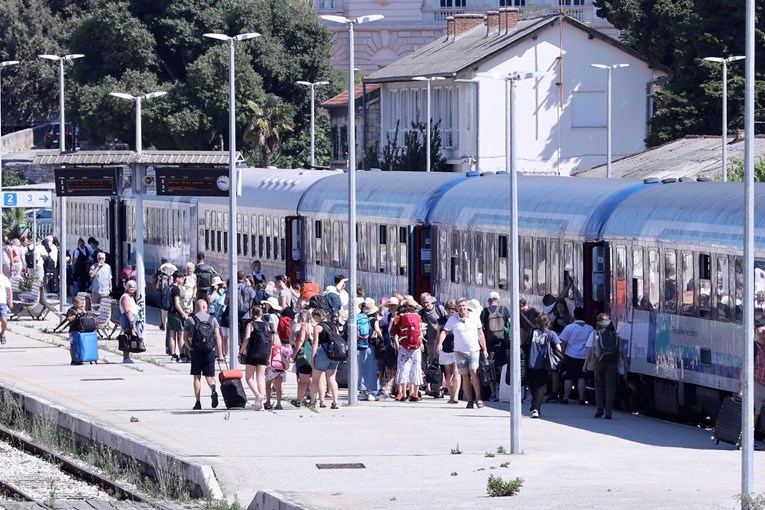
{"left": 486, "top": 475, "right": 523, "bottom": 497}
{"left": 450, "top": 444, "right": 462, "bottom": 454}
{"left": 737, "top": 492, "right": 765, "bottom": 510}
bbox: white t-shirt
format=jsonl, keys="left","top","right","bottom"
{"left": 0, "top": 274, "right": 11, "bottom": 305}
{"left": 48, "top": 244, "right": 58, "bottom": 269}
{"left": 559, "top": 321, "right": 594, "bottom": 359}
{"left": 443, "top": 312, "right": 482, "bottom": 353}
{"left": 34, "top": 244, "right": 48, "bottom": 266}
{"left": 90, "top": 263, "right": 113, "bottom": 295}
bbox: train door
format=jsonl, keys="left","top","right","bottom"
{"left": 583, "top": 241, "right": 608, "bottom": 324}
{"left": 412, "top": 225, "right": 433, "bottom": 299}
{"left": 285, "top": 216, "right": 303, "bottom": 283}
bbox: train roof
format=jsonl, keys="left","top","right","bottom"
{"left": 600, "top": 181, "right": 765, "bottom": 250}
{"left": 428, "top": 174, "right": 647, "bottom": 239}
{"left": 297, "top": 171, "right": 464, "bottom": 222}
{"left": 221, "top": 167, "right": 340, "bottom": 214}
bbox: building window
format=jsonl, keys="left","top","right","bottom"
{"left": 330, "top": 126, "right": 339, "bottom": 160}
{"left": 386, "top": 86, "right": 459, "bottom": 150}
{"left": 500, "top": 0, "right": 524, "bottom": 6}
{"left": 441, "top": 0, "right": 466, "bottom": 6}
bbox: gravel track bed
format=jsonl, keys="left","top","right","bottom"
{"left": 0, "top": 439, "right": 114, "bottom": 501}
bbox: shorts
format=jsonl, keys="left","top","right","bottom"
{"left": 454, "top": 350, "right": 481, "bottom": 375}
{"left": 265, "top": 367, "right": 284, "bottom": 382}
{"left": 438, "top": 350, "right": 455, "bottom": 366}
{"left": 563, "top": 355, "right": 586, "bottom": 381}
{"left": 313, "top": 345, "right": 339, "bottom": 372}
{"left": 0, "top": 304, "right": 8, "bottom": 319}
{"left": 245, "top": 354, "right": 269, "bottom": 367}
{"left": 220, "top": 327, "right": 229, "bottom": 338}
{"left": 190, "top": 349, "right": 216, "bottom": 377}
{"left": 297, "top": 362, "right": 313, "bottom": 375}
{"left": 167, "top": 311, "right": 185, "bottom": 332}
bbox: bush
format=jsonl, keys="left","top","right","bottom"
{"left": 486, "top": 475, "right": 523, "bottom": 497}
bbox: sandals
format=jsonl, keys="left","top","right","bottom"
{"left": 319, "top": 402, "right": 327, "bottom": 408}
{"left": 0, "top": 335, "right": 5, "bottom": 345}
{"left": 331, "top": 402, "right": 339, "bottom": 409}
{"left": 290, "top": 399, "right": 301, "bottom": 408}
{"left": 476, "top": 400, "right": 485, "bottom": 408}
{"left": 447, "top": 399, "right": 459, "bottom": 404}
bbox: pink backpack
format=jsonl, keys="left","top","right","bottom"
{"left": 270, "top": 345, "right": 290, "bottom": 371}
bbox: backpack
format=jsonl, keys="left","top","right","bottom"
{"left": 248, "top": 321, "right": 271, "bottom": 360}
{"left": 596, "top": 325, "right": 620, "bottom": 363}
{"left": 196, "top": 265, "right": 213, "bottom": 288}
{"left": 321, "top": 321, "right": 347, "bottom": 361}
{"left": 397, "top": 313, "right": 422, "bottom": 350}
{"left": 25, "top": 246, "right": 34, "bottom": 269}
{"left": 238, "top": 285, "right": 253, "bottom": 314}
{"left": 309, "top": 294, "right": 334, "bottom": 320}
{"left": 270, "top": 345, "right": 289, "bottom": 371}
{"left": 485, "top": 307, "right": 506, "bottom": 344}
{"left": 190, "top": 315, "right": 215, "bottom": 353}
{"left": 356, "top": 313, "right": 371, "bottom": 348}
{"left": 157, "top": 266, "right": 174, "bottom": 291}
{"left": 161, "top": 285, "right": 174, "bottom": 312}
{"left": 278, "top": 316, "right": 292, "bottom": 342}
{"left": 300, "top": 281, "right": 319, "bottom": 303}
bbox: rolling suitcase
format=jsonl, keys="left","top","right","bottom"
{"left": 218, "top": 361, "right": 247, "bottom": 409}
{"left": 498, "top": 364, "right": 512, "bottom": 403}
{"left": 713, "top": 396, "right": 742, "bottom": 448}
{"left": 72, "top": 331, "right": 98, "bottom": 365}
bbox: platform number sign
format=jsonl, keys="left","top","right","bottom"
{"left": 2, "top": 191, "right": 52, "bottom": 208}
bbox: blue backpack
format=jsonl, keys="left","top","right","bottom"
{"left": 357, "top": 313, "right": 371, "bottom": 348}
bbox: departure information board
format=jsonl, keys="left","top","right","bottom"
{"left": 155, "top": 167, "right": 229, "bottom": 196}
{"left": 54, "top": 167, "right": 120, "bottom": 197}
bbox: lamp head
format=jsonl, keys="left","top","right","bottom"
{"left": 320, "top": 15, "right": 351, "bottom": 24}
{"left": 203, "top": 33, "right": 231, "bottom": 41}
{"left": 110, "top": 92, "right": 135, "bottom": 101}
{"left": 316, "top": 81, "right": 330, "bottom": 86}
{"left": 296, "top": 81, "right": 311, "bottom": 86}
{"left": 355, "top": 14, "right": 384, "bottom": 24}
{"left": 590, "top": 63, "right": 609, "bottom": 69}
{"left": 727, "top": 55, "right": 746, "bottom": 62}
{"left": 0, "top": 61, "right": 19, "bottom": 67}
{"left": 64, "top": 54, "right": 84, "bottom": 61}
{"left": 234, "top": 32, "right": 260, "bottom": 41}
{"left": 38, "top": 55, "right": 61, "bottom": 61}
{"left": 703, "top": 57, "right": 724, "bottom": 63}
{"left": 144, "top": 91, "right": 167, "bottom": 100}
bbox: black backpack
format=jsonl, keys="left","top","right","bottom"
{"left": 190, "top": 315, "right": 215, "bottom": 353}
{"left": 596, "top": 325, "right": 620, "bottom": 363}
{"left": 161, "top": 285, "right": 174, "bottom": 312}
{"left": 25, "top": 246, "right": 34, "bottom": 269}
{"left": 321, "top": 321, "right": 347, "bottom": 362}
{"left": 196, "top": 265, "right": 213, "bottom": 288}
{"left": 248, "top": 320, "right": 271, "bottom": 360}
{"left": 309, "top": 294, "right": 334, "bottom": 321}
{"left": 238, "top": 285, "right": 253, "bottom": 314}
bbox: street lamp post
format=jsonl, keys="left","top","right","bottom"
{"left": 203, "top": 31, "right": 260, "bottom": 368}
{"left": 296, "top": 80, "right": 329, "bottom": 167}
{"left": 478, "top": 70, "right": 546, "bottom": 454}
{"left": 0, "top": 60, "right": 19, "bottom": 243}
{"left": 39, "top": 53, "right": 84, "bottom": 310}
{"left": 703, "top": 56, "right": 745, "bottom": 182}
{"left": 412, "top": 76, "right": 445, "bottom": 172}
{"left": 590, "top": 64, "right": 629, "bottom": 179}
{"left": 321, "top": 13, "right": 384, "bottom": 406}
{"left": 109, "top": 91, "right": 168, "bottom": 314}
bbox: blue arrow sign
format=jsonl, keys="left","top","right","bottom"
{"left": 2, "top": 191, "right": 52, "bottom": 208}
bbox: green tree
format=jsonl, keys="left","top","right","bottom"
{"left": 242, "top": 93, "right": 295, "bottom": 167}
{"left": 719, "top": 158, "right": 765, "bottom": 182}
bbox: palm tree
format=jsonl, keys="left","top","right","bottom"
{"left": 242, "top": 94, "right": 295, "bottom": 167}
{"left": 3, "top": 208, "right": 26, "bottom": 238}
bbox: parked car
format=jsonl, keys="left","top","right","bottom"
{"left": 44, "top": 122, "right": 80, "bottom": 150}
{"left": 105, "top": 138, "right": 129, "bottom": 150}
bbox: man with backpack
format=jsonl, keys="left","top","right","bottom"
{"left": 152, "top": 258, "right": 178, "bottom": 332}
{"left": 419, "top": 292, "right": 446, "bottom": 398}
{"left": 480, "top": 292, "right": 510, "bottom": 402}
{"left": 236, "top": 271, "right": 257, "bottom": 339}
{"left": 182, "top": 299, "right": 224, "bottom": 410}
{"left": 584, "top": 313, "right": 623, "bottom": 419}
{"left": 194, "top": 252, "right": 219, "bottom": 302}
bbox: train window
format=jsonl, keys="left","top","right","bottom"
{"left": 266, "top": 236, "right": 272, "bottom": 260}
{"left": 521, "top": 237, "right": 533, "bottom": 293}
{"left": 323, "top": 221, "right": 332, "bottom": 266}
{"left": 697, "top": 253, "right": 712, "bottom": 317}
{"left": 379, "top": 225, "right": 387, "bottom": 245}
{"left": 734, "top": 257, "right": 743, "bottom": 322}
{"left": 632, "top": 247, "right": 644, "bottom": 308}
{"left": 450, "top": 230, "right": 460, "bottom": 284}
{"left": 399, "top": 226, "right": 407, "bottom": 277}
{"left": 379, "top": 225, "right": 388, "bottom": 273}
{"left": 461, "top": 231, "right": 471, "bottom": 284}
{"left": 591, "top": 245, "right": 605, "bottom": 302}
{"left": 216, "top": 230, "right": 221, "bottom": 253}
{"left": 388, "top": 225, "right": 398, "bottom": 275}
{"left": 243, "top": 215, "right": 249, "bottom": 250}
{"left": 280, "top": 217, "right": 286, "bottom": 262}
{"left": 438, "top": 229, "right": 447, "bottom": 282}
{"left": 259, "top": 215, "right": 265, "bottom": 258}
{"left": 223, "top": 231, "right": 229, "bottom": 254}
{"left": 647, "top": 249, "right": 659, "bottom": 310}
{"left": 716, "top": 255, "right": 730, "bottom": 321}
{"left": 615, "top": 246, "right": 627, "bottom": 307}
{"left": 340, "top": 222, "right": 348, "bottom": 268}
{"left": 358, "top": 223, "right": 367, "bottom": 271}
{"left": 370, "top": 222, "right": 379, "bottom": 272}
{"left": 681, "top": 251, "right": 694, "bottom": 315}
{"left": 273, "top": 216, "right": 280, "bottom": 261}
{"left": 498, "top": 235, "right": 508, "bottom": 290}
{"left": 550, "top": 239, "right": 560, "bottom": 296}
{"left": 314, "top": 220, "right": 321, "bottom": 265}
{"left": 536, "top": 238, "right": 547, "bottom": 295}
{"left": 486, "top": 233, "right": 495, "bottom": 288}
{"left": 242, "top": 230, "right": 249, "bottom": 256}
{"left": 291, "top": 218, "right": 302, "bottom": 262}
{"left": 331, "top": 221, "right": 340, "bottom": 267}
{"left": 663, "top": 250, "right": 677, "bottom": 313}
{"left": 251, "top": 215, "right": 257, "bottom": 235}
{"left": 236, "top": 233, "right": 241, "bottom": 255}
{"left": 474, "top": 232, "right": 483, "bottom": 285}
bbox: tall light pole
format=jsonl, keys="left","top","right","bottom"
{"left": 110, "top": 91, "right": 167, "bottom": 315}
{"left": 478, "top": 70, "right": 546, "bottom": 454}
{"left": 39, "top": 53, "right": 83, "bottom": 310}
{"left": 412, "top": 76, "right": 445, "bottom": 172}
{"left": 203, "top": 31, "right": 260, "bottom": 368}
{"left": 703, "top": 56, "right": 745, "bottom": 182}
{"left": 321, "top": 13, "right": 384, "bottom": 406}
{"left": 0, "top": 60, "right": 19, "bottom": 242}
{"left": 296, "top": 80, "right": 329, "bottom": 167}
{"left": 591, "top": 64, "right": 628, "bottom": 179}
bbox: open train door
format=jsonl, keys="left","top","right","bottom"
{"left": 412, "top": 225, "right": 433, "bottom": 299}
{"left": 582, "top": 241, "right": 609, "bottom": 325}
{"left": 285, "top": 216, "right": 303, "bottom": 283}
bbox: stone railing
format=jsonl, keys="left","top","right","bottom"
{"left": 424, "top": 5, "right": 595, "bottom": 24}
{"left": 1, "top": 128, "right": 33, "bottom": 155}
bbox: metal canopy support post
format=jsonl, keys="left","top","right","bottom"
{"left": 135, "top": 96, "right": 145, "bottom": 312}
{"left": 347, "top": 20, "right": 358, "bottom": 406}
{"left": 58, "top": 58, "right": 68, "bottom": 311}
{"left": 227, "top": 37, "right": 239, "bottom": 368}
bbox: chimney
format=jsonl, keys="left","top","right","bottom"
{"left": 486, "top": 10, "right": 500, "bottom": 37}
{"left": 446, "top": 16, "right": 455, "bottom": 41}
{"left": 453, "top": 13, "right": 484, "bottom": 38}
{"left": 499, "top": 7, "right": 519, "bottom": 34}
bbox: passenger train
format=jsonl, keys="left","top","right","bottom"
{"left": 55, "top": 167, "right": 765, "bottom": 429}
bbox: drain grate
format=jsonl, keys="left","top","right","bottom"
{"left": 80, "top": 378, "right": 125, "bottom": 381}
{"left": 316, "top": 463, "right": 366, "bottom": 470}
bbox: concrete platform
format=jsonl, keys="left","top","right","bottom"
{"left": 0, "top": 308, "right": 763, "bottom": 510}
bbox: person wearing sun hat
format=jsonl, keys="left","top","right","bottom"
{"left": 358, "top": 298, "right": 381, "bottom": 401}
{"left": 206, "top": 275, "right": 229, "bottom": 357}
{"left": 379, "top": 296, "right": 401, "bottom": 397}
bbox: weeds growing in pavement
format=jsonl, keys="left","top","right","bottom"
{"left": 153, "top": 454, "right": 189, "bottom": 501}
{"left": 450, "top": 444, "right": 462, "bottom": 454}
{"left": 496, "top": 445, "right": 506, "bottom": 454}
{"left": 203, "top": 490, "right": 242, "bottom": 510}
{"left": 484, "top": 452, "right": 495, "bottom": 458}
{"left": 45, "top": 480, "right": 57, "bottom": 507}
{"left": 130, "top": 416, "right": 139, "bottom": 423}
{"left": 486, "top": 475, "right": 523, "bottom": 497}
{"left": 500, "top": 462, "right": 510, "bottom": 468}
{"left": 450, "top": 472, "right": 458, "bottom": 476}
{"left": 737, "top": 492, "right": 765, "bottom": 510}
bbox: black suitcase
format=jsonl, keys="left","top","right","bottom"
{"left": 713, "top": 396, "right": 742, "bottom": 448}
{"left": 220, "top": 379, "right": 247, "bottom": 409}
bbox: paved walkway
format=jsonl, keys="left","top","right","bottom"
{"left": 0, "top": 308, "right": 763, "bottom": 509}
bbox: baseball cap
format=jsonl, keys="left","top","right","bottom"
{"left": 488, "top": 291, "right": 500, "bottom": 301}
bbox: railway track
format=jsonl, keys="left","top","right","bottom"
{"left": 0, "top": 424, "right": 179, "bottom": 510}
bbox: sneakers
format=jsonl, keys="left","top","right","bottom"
{"left": 211, "top": 391, "right": 219, "bottom": 409}
{"left": 1, "top": 334, "right": 7, "bottom": 345}
{"left": 489, "top": 394, "right": 499, "bottom": 402}
{"left": 559, "top": 398, "right": 569, "bottom": 405}
{"left": 274, "top": 404, "right": 283, "bottom": 411}
{"left": 193, "top": 401, "right": 202, "bottom": 410}
{"left": 122, "top": 358, "right": 134, "bottom": 364}
{"left": 263, "top": 401, "right": 273, "bottom": 411}
{"left": 466, "top": 401, "right": 475, "bottom": 409}
{"left": 70, "top": 361, "right": 83, "bottom": 366}
{"left": 594, "top": 410, "right": 604, "bottom": 418}
{"left": 579, "top": 400, "right": 587, "bottom": 406}
{"left": 290, "top": 399, "right": 301, "bottom": 408}
{"left": 531, "top": 409, "right": 540, "bottom": 419}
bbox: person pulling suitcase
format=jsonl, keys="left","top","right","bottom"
{"left": 182, "top": 299, "right": 224, "bottom": 410}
